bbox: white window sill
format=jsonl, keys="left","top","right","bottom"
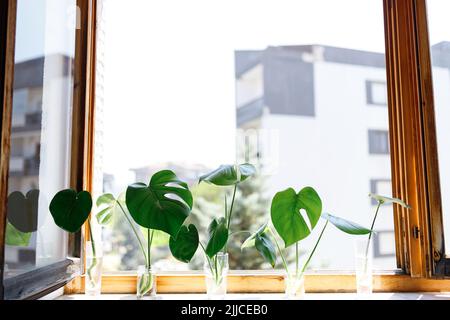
{"left": 58, "top": 293, "right": 450, "bottom": 300}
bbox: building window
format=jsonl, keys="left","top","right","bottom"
{"left": 366, "top": 80, "right": 388, "bottom": 106}
{"left": 368, "top": 130, "right": 390, "bottom": 154}
{"left": 373, "top": 230, "right": 396, "bottom": 258}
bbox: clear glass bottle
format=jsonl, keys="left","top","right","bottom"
{"left": 284, "top": 273, "right": 306, "bottom": 299}
{"left": 137, "top": 265, "right": 156, "bottom": 299}
{"left": 85, "top": 240, "right": 103, "bottom": 296}
{"left": 204, "top": 253, "right": 229, "bottom": 299}
{"left": 355, "top": 238, "right": 373, "bottom": 296}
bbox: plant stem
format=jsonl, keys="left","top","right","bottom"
{"left": 365, "top": 202, "right": 381, "bottom": 259}
{"left": 199, "top": 242, "right": 215, "bottom": 277}
{"left": 224, "top": 184, "right": 238, "bottom": 254}
{"left": 363, "top": 201, "right": 382, "bottom": 273}
{"left": 295, "top": 242, "right": 299, "bottom": 278}
{"left": 300, "top": 220, "right": 329, "bottom": 277}
{"left": 87, "top": 218, "right": 97, "bottom": 286}
{"left": 147, "top": 229, "right": 154, "bottom": 267}
{"left": 268, "top": 228, "right": 290, "bottom": 278}
{"left": 227, "top": 184, "right": 238, "bottom": 230}
{"left": 117, "top": 201, "right": 148, "bottom": 267}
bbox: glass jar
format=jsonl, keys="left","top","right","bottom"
{"left": 85, "top": 240, "right": 103, "bottom": 296}
{"left": 355, "top": 238, "right": 373, "bottom": 296}
{"left": 137, "top": 265, "right": 156, "bottom": 299}
{"left": 204, "top": 253, "right": 229, "bottom": 299}
{"left": 284, "top": 273, "right": 305, "bottom": 299}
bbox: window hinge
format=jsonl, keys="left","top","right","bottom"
{"left": 413, "top": 226, "right": 420, "bottom": 239}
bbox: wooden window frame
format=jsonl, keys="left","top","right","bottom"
{"left": 63, "top": 0, "right": 450, "bottom": 295}
{"left": 0, "top": 0, "right": 97, "bottom": 299}
{"left": 3, "top": 0, "right": 450, "bottom": 297}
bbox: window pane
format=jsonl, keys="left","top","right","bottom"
{"left": 427, "top": 0, "right": 450, "bottom": 256}
{"left": 4, "top": 0, "right": 76, "bottom": 280}
{"left": 95, "top": 0, "right": 397, "bottom": 272}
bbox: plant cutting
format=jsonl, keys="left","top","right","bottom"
{"left": 48, "top": 189, "right": 99, "bottom": 294}
{"left": 169, "top": 163, "right": 256, "bottom": 297}
{"left": 125, "top": 170, "right": 194, "bottom": 298}
{"left": 242, "top": 186, "right": 372, "bottom": 298}
{"left": 95, "top": 192, "right": 151, "bottom": 296}
{"left": 354, "top": 193, "right": 411, "bottom": 294}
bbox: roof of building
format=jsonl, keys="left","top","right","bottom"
{"left": 236, "top": 42, "right": 450, "bottom": 77}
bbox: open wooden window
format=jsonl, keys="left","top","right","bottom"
{"left": 2, "top": 0, "right": 450, "bottom": 299}
{"left": 0, "top": 0, "right": 96, "bottom": 299}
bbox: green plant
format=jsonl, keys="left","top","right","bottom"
{"left": 169, "top": 163, "right": 256, "bottom": 285}
{"left": 125, "top": 170, "right": 194, "bottom": 296}
{"left": 49, "top": 189, "right": 95, "bottom": 286}
{"left": 242, "top": 186, "right": 372, "bottom": 285}
{"left": 365, "top": 194, "right": 411, "bottom": 270}
{"left": 95, "top": 192, "right": 148, "bottom": 269}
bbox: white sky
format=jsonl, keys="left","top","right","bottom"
{"left": 100, "top": 0, "right": 388, "bottom": 174}
{"left": 15, "top": 0, "right": 450, "bottom": 176}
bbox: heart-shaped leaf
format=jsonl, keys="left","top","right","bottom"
{"left": 241, "top": 222, "right": 269, "bottom": 250}
{"left": 322, "top": 212, "right": 372, "bottom": 235}
{"left": 205, "top": 218, "right": 229, "bottom": 258}
{"left": 126, "top": 170, "right": 193, "bottom": 237}
{"left": 255, "top": 232, "right": 277, "bottom": 268}
{"left": 271, "top": 187, "right": 322, "bottom": 247}
{"left": 5, "top": 222, "right": 32, "bottom": 247}
{"left": 7, "top": 190, "right": 40, "bottom": 233}
{"left": 169, "top": 224, "right": 199, "bottom": 263}
{"left": 199, "top": 164, "right": 256, "bottom": 186}
{"left": 369, "top": 194, "right": 411, "bottom": 209}
{"left": 49, "top": 189, "right": 92, "bottom": 233}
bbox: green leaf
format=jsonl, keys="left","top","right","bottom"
{"left": 96, "top": 193, "right": 115, "bottom": 207}
{"left": 241, "top": 222, "right": 269, "bottom": 250}
{"left": 369, "top": 194, "right": 411, "bottom": 209}
{"left": 126, "top": 170, "right": 193, "bottom": 237}
{"left": 199, "top": 163, "right": 256, "bottom": 186}
{"left": 255, "top": 232, "right": 277, "bottom": 268}
{"left": 169, "top": 224, "right": 199, "bottom": 263}
{"left": 7, "top": 190, "right": 39, "bottom": 233}
{"left": 5, "top": 222, "right": 32, "bottom": 247}
{"left": 321, "top": 212, "right": 372, "bottom": 235}
{"left": 95, "top": 193, "right": 125, "bottom": 226}
{"left": 205, "top": 218, "right": 229, "bottom": 258}
{"left": 271, "top": 187, "right": 322, "bottom": 247}
{"left": 49, "top": 189, "right": 92, "bottom": 233}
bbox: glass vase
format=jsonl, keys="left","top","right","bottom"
{"left": 137, "top": 265, "right": 156, "bottom": 299}
{"left": 355, "top": 238, "right": 373, "bottom": 296}
{"left": 204, "top": 253, "right": 229, "bottom": 299}
{"left": 85, "top": 241, "right": 103, "bottom": 296}
{"left": 284, "top": 273, "right": 306, "bottom": 299}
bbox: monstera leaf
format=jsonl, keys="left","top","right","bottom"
{"left": 126, "top": 170, "right": 193, "bottom": 237}
{"left": 241, "top": 222, "right": 276, "bottom": 267}
{"left": 369, "top": 193, "right": 411, "bottom": 209}
{"left": 255, "top": 232, "right": 277, "bottom": 268}
{"left": 271, "top": 187, "right": 322, "bottom": 247}
{"left": 49, "top": 189, "right": 93, "bottom": 233}
{"left": 95, "top": 193, "right": 128, "bottom": 225}
{"left": 199, "top": 164, "right": 256, "bottom": 186}
{"left": 321, "top": 212, "right": 372, "bottom": 235}
{"left": 241, "top": 222, "right": 269, "bottom": 249}
{"left": 169, "top": 224, "right": 199, "bottom": 263}
{"left": 205, "top": 218, "right": 228, "bottom": 258}
{"left": 7, "top": 190, "right": 40, "bottom": 233}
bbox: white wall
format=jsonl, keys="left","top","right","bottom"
{"left": 260, "top": 60, "right": 394, "bottom": 270}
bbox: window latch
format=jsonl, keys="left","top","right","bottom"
{"left": 413, "top": 226, "right": 420, "bottom": 239}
